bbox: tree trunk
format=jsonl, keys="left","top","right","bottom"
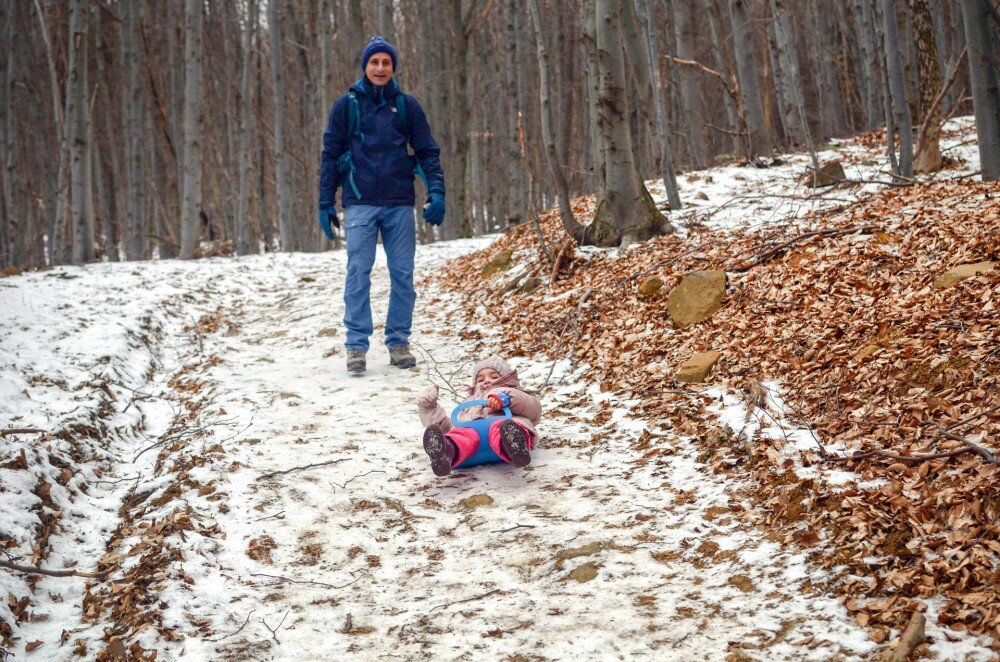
{"left": 730, "top": 0, "right": 772, "bottom": 156}
{"left": 123, "top": 0, "right": 146, "bottom": 259}
{"left": 767, "top": 0, "right": 806, "bottom": 146}
{"left": 1, "top": 0, "right": 17, "bottom": 266}
{"left": 527, "top": 0, "right": 585, "bottom": 242}
{"left": 68, "top": 0, "right": 92, "bottom": 264}
{"left": 910, "top": 0, "right": 943, "bottom": 172}
{"left": 179, "top": 0, "right": 204, "bottom": 258}
{"left": 960, "top": 0, "right": 1000, "bottom": 180}
{"left": 582, "top": 0, "right": 605, "bottom": 189}
{"left": 881, "top": 0, "right": 915, "bottom": 178}
{"left": 237, "top": 0, "right": 257, "bottom": 256}
{"left": 674, "top": 0, "right": 707, "bottom": 167}
{"left": 268, "top": 0, "right": 294, "bottom": 250}
{"left": 592, "top": 0, "right": 672, "bottom": 247}
{"left": 637, "top": 0, "right": 682, "bottom": 209}
{"left": 851, "top": 0, "right": 883, "bottom": 130}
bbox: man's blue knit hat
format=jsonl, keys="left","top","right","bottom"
{"left": 361, "top": 36, "right": 398, "bottom": 72}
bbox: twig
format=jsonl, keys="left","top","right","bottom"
{"left": 822, "top": 447, "right": 969, "bottom": 465}
{"left": 492, "top": 524, "right": 537, "bottom": 534}
{"left": 330, "top": 470, "right": 385, "bottom": 490}
{"left": 541, "top": 288, "right": 593, "bottom": 392}
{"left": 430, "top": 588, "right": 501, "bottom": 612}
{"left": 256, "top": 458, "right": 347, "bottom": 481}
{"left": 914, "top": 47, "right": 967, "bottom": 163}
{"left": 729, "top": 224, "right": 876, "bottom": 272}
{"left": 206, "top": 609, "right": 255, "bottom": 643}
{"left": 251, "top": 572, "right": 365, "bottom": 590}
{"left": 0, "top": 558, "right": 103, "bottom": 579}
{"left": 0, "top": 428, "right": 46, "bottom": 437}
{"left": 261, "top": 610, "right": 290, "bottom": 644}
{"left": 254, "top": 510, "right": 286, "bottom": 522}
{"left": 932, "top": 423, "right": 998, "bottom": 464}
{"left": 944, "top": 404, "right": 1000, "bottom": 433}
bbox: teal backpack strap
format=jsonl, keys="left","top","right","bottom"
{"left": 397, "top": 93, "right": 431, "bottom": 193}
{"left": 342, "top": 92, "right": 362, "bottom": 199}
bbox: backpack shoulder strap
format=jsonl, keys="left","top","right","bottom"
{"left": 396, "top": 93, "right": 409, "bottom": 134}
{"left": 347, "top": 91, "right": 361, "bottom": 140}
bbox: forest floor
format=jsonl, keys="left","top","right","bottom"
{"left": 1, "top": 118, "right": 996, "bottom": 661}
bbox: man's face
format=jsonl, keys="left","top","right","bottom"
{"left": 365, "top": 53, "right": 394, "bottom": 86}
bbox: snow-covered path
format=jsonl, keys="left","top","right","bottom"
{"left": 124, "top": 244, "right": 878, "bottom": 661}
{"left": 2, "top": 241, "right": 883, "bottom": 661}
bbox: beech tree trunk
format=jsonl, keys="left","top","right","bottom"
{"left": 731, "top": 0, "right": 772, "bottom": 156}
{"left": 68, "top": 0, "right": 92, "bottom": 264}
{"left": 960, "top": 0, "right": 1000, "bottom": 180}
{"left": 592, "top": 0, "right": 672, "bottom": 248}
{"left": 910, "top": 0, "right": 943, "bottom": 172}
{"left": 881, "top": 0, "right": 915, "bottom": 178}
{"left": 269, "top": 0, "right": 293, "bottom": 251}
{"left": 637, "top": 0, "right": 682, "bottom": 209}
{"left": 674, "top": 0, "right": 707, "bottom": 167}
{"left": 123, "top": 0, "right": 145, "bottom": 259}
{"left": 237, "top": 0, "right": 257, "bottom": 256}
{"left": 179, "top": 0, "right": 204, "bottom": 258}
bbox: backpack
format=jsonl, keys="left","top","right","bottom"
{"left": 338, "top": 90, "right": 430, "bottom": 200}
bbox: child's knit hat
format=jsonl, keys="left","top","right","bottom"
{"left": 472, "top": 357, "right": 519, "bottom": 387}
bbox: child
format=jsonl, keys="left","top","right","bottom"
{"left": 415, "top": 357, "right": 542, "bottom": 476}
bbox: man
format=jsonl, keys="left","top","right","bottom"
{"left": 318, "top": 36, "right": 446, "bottom": 376}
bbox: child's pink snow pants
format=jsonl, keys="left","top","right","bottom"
{"left": 447, "top": 420, "right": 535, "bottom": 467}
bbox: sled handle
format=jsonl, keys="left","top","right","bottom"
{"left": 450, "top": 399, "right": 512, "bottom": 426}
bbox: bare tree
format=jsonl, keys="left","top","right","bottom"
{"left": 910, "top": 0, "right": 943, "bottom": 172}
{"left": 881, "top": 0, "right": 915, "bottom": 178}
{"left": 179, "top": 0, "right": 204, "bottom": 258}
{"left": 636, "top": 0, "right": 682, "bottom": 209}
{"left": 730, "top": 0, "right": 772, "bottom": 156}
{"left": 124, "top": 0, "right": 145, "bottom": 260}
{"left": 269, "top": 1, "right": 294, "bottom": 251}
{"left": 592, "top": 0, "right": 672, "bottom": 247}
{"left": 674, "top": 0, "right": 707, "bottom": 167}
{"left": 960, "top": 0, "right": 1000, "bottom": 180}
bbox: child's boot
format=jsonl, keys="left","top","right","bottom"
{"left": 423, "top": 425, "right": 455, "bottom": 476}
{"left": 499, "top": 420, "right": 531, "bottom": 468}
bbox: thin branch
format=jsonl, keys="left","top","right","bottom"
{"left": 914, "top": 47, "right": 967, "bottom": 162}
{"left": 0, "top": 428, "right": 46, "bottom": 437}
{"left": 932, "top": 423, "right": 998, "bottom": 464}
{"left": 206, "top": 609, "right": 255, "bottom": 643}
{"left": 256, "top": 458, "right": 347, "bottom": 481}
{"left": 430, "top": 588, "right": 501, "bottom": 612}
{"left": 250, "top": 572, "right": 365, "bottom": 590}
{"left": 261, "top": 610, "right": 289, "bottom": 644}
{"left": 492, "top": 524, "right": 537, "bottom": 534}
{"left": 0, "top": 558, "right": 103, "bottom": 579}
{"left": 729, "top": 224, "right": 876, "bottom": 272}
{"left": 541, "top": 288, "right": 593, "bottom": 392}
{"left": 330, "top": 470, "right": 385, "bottom": 490}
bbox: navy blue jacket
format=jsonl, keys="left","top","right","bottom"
{"left": 319, "top": 78, "right": 445, "bottom": 208}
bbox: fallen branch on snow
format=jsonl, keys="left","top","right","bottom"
{"left": 430, "top": 588, "right": 501, "bottom": 612}
{"left": 729, "top": 224, "right": 876, "bottom": 272}
{"left": 0, "top": 558, "right": 103, "bottom": 579}
{"left": 256, "top": 458, "right": 347, "bottom": 481}
{"left": 250, "top": 572, "right": 364, "bottom": 590}
{"left": 0, "top": 428, "right": 46, "bottom": 437}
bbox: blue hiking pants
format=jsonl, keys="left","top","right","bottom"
{"left": 343, "top": 205, "right": 416, "bottom": 352}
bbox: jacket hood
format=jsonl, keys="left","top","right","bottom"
{"left": 351, "top": 77, "right": 401, "bottom": 101}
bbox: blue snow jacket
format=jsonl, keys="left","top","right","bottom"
{"left": 319, "top": 77, "right": 445, "bottom": 209}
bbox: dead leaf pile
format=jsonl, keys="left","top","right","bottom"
{"left": 429, "top": 180, "right": 1000, "bottom": 646}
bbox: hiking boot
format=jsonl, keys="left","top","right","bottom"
{"left": 388, "top": 344, "right": 416, "bottom": 369}
{"left": 346, "top": 349, "right": 366, "bottom": 375}
{"left": 499, "top": 420, "right": 531, "bottom": 468}
{"left": 423, "top": 425, "right": 455, "bottom": 476}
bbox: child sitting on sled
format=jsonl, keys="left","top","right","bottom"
{"left": 415, "top": 356, "right": 542, "bottom": 476}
